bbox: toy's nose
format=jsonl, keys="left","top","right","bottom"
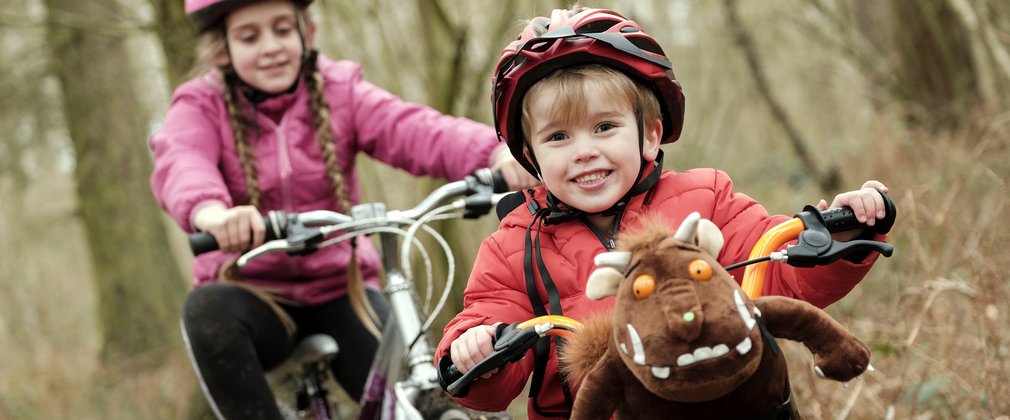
{"left": 661, "top": 283, "right": 703, "bottom": 342}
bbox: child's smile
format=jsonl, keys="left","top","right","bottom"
{"left": 572, "top": 170, "right": 612, "bottom": 187}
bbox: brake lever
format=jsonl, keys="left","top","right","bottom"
{"left": 236, "top": 214, "right": 327, "bottom": 267}
{"left": 785, "top": 237, "right": 893, "bottom": 267}
{"left": 237, "top": 239, "right": 308, "bottom": 267}
{"left": 786, "top": 205, "right": 894, "bottom": 267}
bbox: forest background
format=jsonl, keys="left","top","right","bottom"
{"left": 1, "top": 0, "right": 1008, "bottom": 418}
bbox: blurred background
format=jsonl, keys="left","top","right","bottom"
{"left": 1, "top": 0, "right": 1008, "bottom": 418}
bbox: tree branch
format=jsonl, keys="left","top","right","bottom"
{"left": 723, "top": 0, "right": 840, "bottom": 192}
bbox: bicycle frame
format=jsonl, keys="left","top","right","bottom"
{"left": 189, "top": 169, "right": 508, "bottom": 420}
{"left": 355, "top": 200, "right": 462, "bottom": 420}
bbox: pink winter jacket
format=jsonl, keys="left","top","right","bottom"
{"left": 150, "top": 56, "right": 504, "bottom": 304}
{"left": 436, "top": 168, "right": 885, "bottom": 418}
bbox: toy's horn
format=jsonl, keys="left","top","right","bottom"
{"left": 674, "top": 212, "right": 702, "bottom": 242}
{"left": 594, "top": 251, "right": 631, "bottom": 271}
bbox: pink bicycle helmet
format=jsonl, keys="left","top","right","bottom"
{"left": 185, "top": 0, "right": 313, "bottom": 33}
{"left": 492, "top": 8, "right": 686, "bottom": 176}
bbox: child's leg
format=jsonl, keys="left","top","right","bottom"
{"left": 181, "top": 283, "right": 295, "bottom": 420}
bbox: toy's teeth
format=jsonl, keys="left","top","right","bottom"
{"left": 627, "top": 323, "right": 646, "bottom": 365}
{"left": 627, "top": 290, "right": 762, "bottom": 374}
{"left": 736, "top": 337, "right": 752, "bottom": 355}
{"left": 651, "top": 366, "right": 670, "bottom": 379}
{"left": 735, "top": 290, "right": 757, "bottom": 330}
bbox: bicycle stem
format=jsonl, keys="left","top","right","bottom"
{"left": 376, "top": 214, "right": 441, "bottom": 386}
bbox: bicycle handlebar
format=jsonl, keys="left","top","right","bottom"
{"left": 437, "top": 315, "right": 582, "bottom": 398}
{"left": 187, "top": 169, "right": 508, "bottom": 257}
{"left": 436, "top": 190, "right": 897, "bottom": 396}
{"left": 739, "top": 189, "right": 896, "bottom": 298}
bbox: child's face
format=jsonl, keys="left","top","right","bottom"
{"left": 221, "top": 1, "right": 308, "bottom": 94}
{"left": 525, "top": 81, "right": 662, "bottom": 214}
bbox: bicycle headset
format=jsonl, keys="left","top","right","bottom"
{"left": 184, "top": 0, "right": 317, "bottom": 103}
{"left": 490, "top": 7, "right": 686, "bottom": 417}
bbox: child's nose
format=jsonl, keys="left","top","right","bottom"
{"left": 262, "top": 34, "right": 284, "bottom": 53}
{"left": 571, "top": 136, "right": 600, "bottom": 162}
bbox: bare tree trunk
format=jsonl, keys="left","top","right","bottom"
{"left": 724, "top": 0, "right": 841, "bottom": 192}
{"left": 151, "top": 0, "right": 198, "bottom": 88}
{"left": 43, "top": 0, "right": 187, "bottom": 366}
{"left": 846, "top": 0, "right": 981, "bottom": 131}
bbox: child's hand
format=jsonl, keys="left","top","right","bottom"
{"left": 450, "top": 323, "right": 502, "bottom": 379}
{"left": 193, "top": 204, "right": 266, "bottom": 253}
{"left": 490, "top": 148, "right": 540, "bottom": 191}
{"left": 815, "top": 180, "right": 890, "bottom": 242}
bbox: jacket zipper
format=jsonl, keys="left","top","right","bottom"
{"left": 580, "top": 206, "right": 626, "bottom": 251}
{"left": 274, "top": 124, "right": 294, "bottom": 211}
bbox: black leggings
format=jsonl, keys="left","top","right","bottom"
{"left": 181, "top": 283, "right": 390, "bottom": 420}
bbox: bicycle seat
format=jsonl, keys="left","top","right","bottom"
{"left": 287, "top": 334, "right": 339, "bottom": 366}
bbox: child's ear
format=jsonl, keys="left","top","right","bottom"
{"left": 642, "top": 118, "right": 663, "bottom": 162}
{"left": 214, "top": 50, "right": 231, "bottom": 68}
{"left": 305, "top": 20, "right": 317, "bottom": 48}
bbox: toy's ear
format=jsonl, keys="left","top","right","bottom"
{"left": 586, "top": 251, "right": 631, "bottom": 300}
{"left": 586, "top": 267, "right": 623, "bottom": 300}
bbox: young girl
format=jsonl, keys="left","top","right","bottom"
{"left": 436, "top": 7, "right": 893, "bottom": 419}
{"left": 150, "top": 0, "right": 534, "bottom": 418}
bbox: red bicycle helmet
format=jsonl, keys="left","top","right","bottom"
{"left": 492, "top": 8, "right": 686, "bottom": 176}
{"left": 185, "top": 0, "right": 313, "bottom": 33}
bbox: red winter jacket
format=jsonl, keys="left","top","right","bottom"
{"left": 436, "top": 168, "right": 883, "bottom": 419}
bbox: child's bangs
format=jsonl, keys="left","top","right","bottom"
{"left": 524, "top": 66, "right": 638, "bottom": 133}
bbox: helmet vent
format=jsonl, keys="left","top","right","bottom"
{"left": 574, "top": 19, "right": 619, "bottom": 34}
{"left": 495, "top": 56, "right": 516, "bottom": 81}
{"left": 628, "top": 35, "right": 664, "bottom": 56}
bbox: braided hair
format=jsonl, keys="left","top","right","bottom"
{"left": 199, "top": 7, "right": 381, "bottom": 337}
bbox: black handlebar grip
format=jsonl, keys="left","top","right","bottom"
{"left": 187, "top": 215, "right": 280, "bottom": 256}
{"left": 490, "top": 171, "right": 509, "bottom": 194}
{"left": 188, "top": 232, "right": 221, "bottom": 256}
{"left": 819, "top": 206, "right": 861, "bottom": 233}
{"left": 819, "top": 189, "right": 896, "bottom": 235}
{"left": 437, "top": 355, "right": 465, "bottom": 395}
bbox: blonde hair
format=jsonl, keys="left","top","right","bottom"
{"left": 195, "top": 4, "right": 382, "bottom": 338}
{"left": 520, "top": 64, "right": 662, "bottom": 143}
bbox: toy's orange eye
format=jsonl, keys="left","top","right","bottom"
{"left": 633, "top": 274, "right": 655, "bottom": 299}
{"left": 689, "top": 260, "right": 712, "bottom": 281}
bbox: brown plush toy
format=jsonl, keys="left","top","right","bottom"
{"left": 560, "top": 213, "right": 871, "bottom": 419}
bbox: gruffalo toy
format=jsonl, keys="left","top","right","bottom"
{"left": 560, "top": 213, "right": 871, "bottom": 419}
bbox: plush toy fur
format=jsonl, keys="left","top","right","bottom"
{"left": 560, "top": 213, "right": 870, "bottom": 419}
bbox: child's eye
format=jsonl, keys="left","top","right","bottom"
{"left": 596, "top": 123, "right": 616, "bottom": 133}
{"left": 545, "top": 132, "right": 568, "bottom": 142}
{"left": 275, "top": 25, "right": 294, "bottom": 35}
{"left": 237, "top": 33, "right": 258, "bottom": 43}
